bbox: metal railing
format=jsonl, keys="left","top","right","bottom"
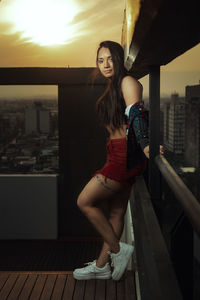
{"left": 130, "top": 154, "right": 200, "bottom": 300}
{"left": 129, "top": 175, "right": 183, "bottom": 300}
{"left": 155, "top": 154, "right": 200, "bottom": 237}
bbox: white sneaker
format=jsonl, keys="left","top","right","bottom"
{"left": 73, "top": 260, "right": 112, "bottom": 280}
{"left": 108, "top": 242, "right": 134, "bottom": 281}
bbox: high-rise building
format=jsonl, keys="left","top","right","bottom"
{"left": 163, "top": 93, "right": 185, "bottom": 154}
{"left": 25, "top": 107, "right": 37, "bottom": 134}
{"left": 39, "top": 110, "right": 50, "bottom": 133}
{"left": 184, "top": 84, "right": 200, "bottom": 168}
{"left": 25, "top": 102, "right": 50, "bottom": 134}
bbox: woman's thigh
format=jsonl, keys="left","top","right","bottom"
{"left": 108, "top": 185, "right": 132, "bottom": 218}
{"left": 77, "top": 174, "right": 130, "bottom": 208}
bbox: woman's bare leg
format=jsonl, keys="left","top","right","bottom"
{"left": 96, "top": 186, "right": 131, "bottom": 267}
{"left": 77, "top": 174, "right": 128, "bottom": 254}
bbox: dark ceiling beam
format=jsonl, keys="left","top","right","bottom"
{"left": 122, "top": 0, "right": 200, "bottom": 79}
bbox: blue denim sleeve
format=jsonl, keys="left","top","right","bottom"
{"left": 128, "top": 104, "right": 149, "bottom": 150}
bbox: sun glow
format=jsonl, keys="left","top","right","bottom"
{"left": 1, "top": 0, "right": 82, "bottom": 46}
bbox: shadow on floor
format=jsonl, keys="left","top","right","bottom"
{"left": 0, "top": 239, "right": 102, "bottom": 271}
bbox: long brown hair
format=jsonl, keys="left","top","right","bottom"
{"left": 95, "top": 41, "right": 128, "bottom": 133}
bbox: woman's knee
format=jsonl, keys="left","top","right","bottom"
{"left": 77, "top": 194, "right": 85, "bottom": 210}
{"left": 77, "top": 193, "right": 92, "bottom": 214}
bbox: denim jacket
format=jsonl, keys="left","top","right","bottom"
{"left": 126, "top": 103, "right": 149, "bottom": 170}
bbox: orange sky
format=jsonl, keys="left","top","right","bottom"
{"left": 0, "top": 0, "right": 199, "bottom": 98}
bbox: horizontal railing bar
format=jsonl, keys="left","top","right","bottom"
{"left": 155, "top": 154, "right": 200, "bottom": 237}
{"left": 0, "top": 67, "right": 106, "bottom": 85}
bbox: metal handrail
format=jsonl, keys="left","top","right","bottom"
{"left": 155, "top": 154, "right": 200, "bottom": 237}
{"left": 130, "top": 176, "right": 183, "bottom": 300}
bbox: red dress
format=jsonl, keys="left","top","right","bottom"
{"left": 93, "top": 137, "right": 146, "bottom": 186}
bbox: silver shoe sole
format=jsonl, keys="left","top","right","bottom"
{"left": 73, "top": 272, "right": 112, "bottom": 280}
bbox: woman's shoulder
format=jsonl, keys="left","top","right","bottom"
{"left": 121, "top": 75, "right": 143, "bottom": 106}
{"left": 121, "top": 75, "right": 143, "bottom": 88}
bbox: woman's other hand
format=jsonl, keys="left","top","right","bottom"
{"left": 143, "top": 145, "right": 149, "bottom": 158}
{"left": 159, "top": 145, "right": 164, "bottom": 155}
{"left": 143, "top": 145, "right": 164, "bottom": 159}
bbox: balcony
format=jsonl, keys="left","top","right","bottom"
{"left": 0, "top": 0, "right": 200, "bottom": 299}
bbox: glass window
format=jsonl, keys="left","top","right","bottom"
{"left": 0, "top": 86, "right": 58, "bottom": 174}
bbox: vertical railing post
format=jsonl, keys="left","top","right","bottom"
{"left": 149, "top": 66, "right": 162, "bottom": 218}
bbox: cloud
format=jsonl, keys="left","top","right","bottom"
{"left": 0, "top": 0, "right": 86, "bottom": 46}
{"left": 73, "top": 0, "right": 124, "bottom": 35}
{"left": 0, "top": 0, "right": 125, "bottom": 67}
{"left": 0, "top": 0, "right": 124, "bottom": 52}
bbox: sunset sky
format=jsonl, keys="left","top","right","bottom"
{"left": 0, "top": 0, "right": 199, "bottom": 99}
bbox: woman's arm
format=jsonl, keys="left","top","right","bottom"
{"left": 128, "top": 103, "right": 149, "bottom": 151}
{"left": 121, "top": 76, "right": 143, "bottom": 106}
{"left": 121, "top": 76, "right": 164, "bottom": 159}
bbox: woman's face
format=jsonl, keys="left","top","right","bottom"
{"left": 97, "top": 47, "right": 114, "bottom": 78}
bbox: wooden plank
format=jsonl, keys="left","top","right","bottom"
{"left": 0, "top": 271, "right": 72, "bottom": 275}
{"left": 29, "top": 274, "right": 47, "bottom": 300}
{"left": 84, "top": 279, "right": 95, "bottom": 300}
{"left": 0, "top": 273, "right": 10, "bottom": 290}
{"left": 40, "top": 274, "right": 57, "bottom": 300}
{"left": 73, "top": 279, "right": 85, "bottom": 300}
{"left": 7, "top": 274, "right": 28, "bottom": 300}
{"left": 95, "top": 279, "right": 106, "bottom": 300}
{"left": 62, "top": 274, "right": 76, "bottom": 300}
{"left": 0, "top": 272, "right": 136, "bottom": 300}
{"left": 0, "top": 274, "right": 18, "bottom": 300}
{"left": 106, "top": 279, "right": 116, "bottom": 300}
{"left": 18, "top": 274, "right": 37, "bottom": 300}
{"left": 116, "top": 278, "right": 126, "bottom": 300}
{"left": 51, "top": 274, "right": 66, "bottom": 300}
{"left": 125, "top": 272, "right": 137, "bottom": 300}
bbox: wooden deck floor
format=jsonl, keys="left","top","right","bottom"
{"left": 0, "top": 271, "right": 136, "bottom": 300}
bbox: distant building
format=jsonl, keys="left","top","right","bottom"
{"left": 184, "top": 84, "right": 200, "bottom": 168}
{"left": 39, "top": 110, "right": 50, "bottom": 133}
{"left": 25, "top": 102, "right": 50, "bottom": 134}
{"left": 163, "top": 93, "right": 185, "bottom": 154}
{"left": 25, "top": 107, "right": 37, "bottom": 134}
{"left": 0, "top": 116, "right": 10, "bottom": 137}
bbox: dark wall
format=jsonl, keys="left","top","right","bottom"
{"left": 58, "top": 83, "right": 108, "bottom": 237}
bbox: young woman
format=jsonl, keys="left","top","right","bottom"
{"left": 73, "top": 40, "right": 163, "bottom": 281}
